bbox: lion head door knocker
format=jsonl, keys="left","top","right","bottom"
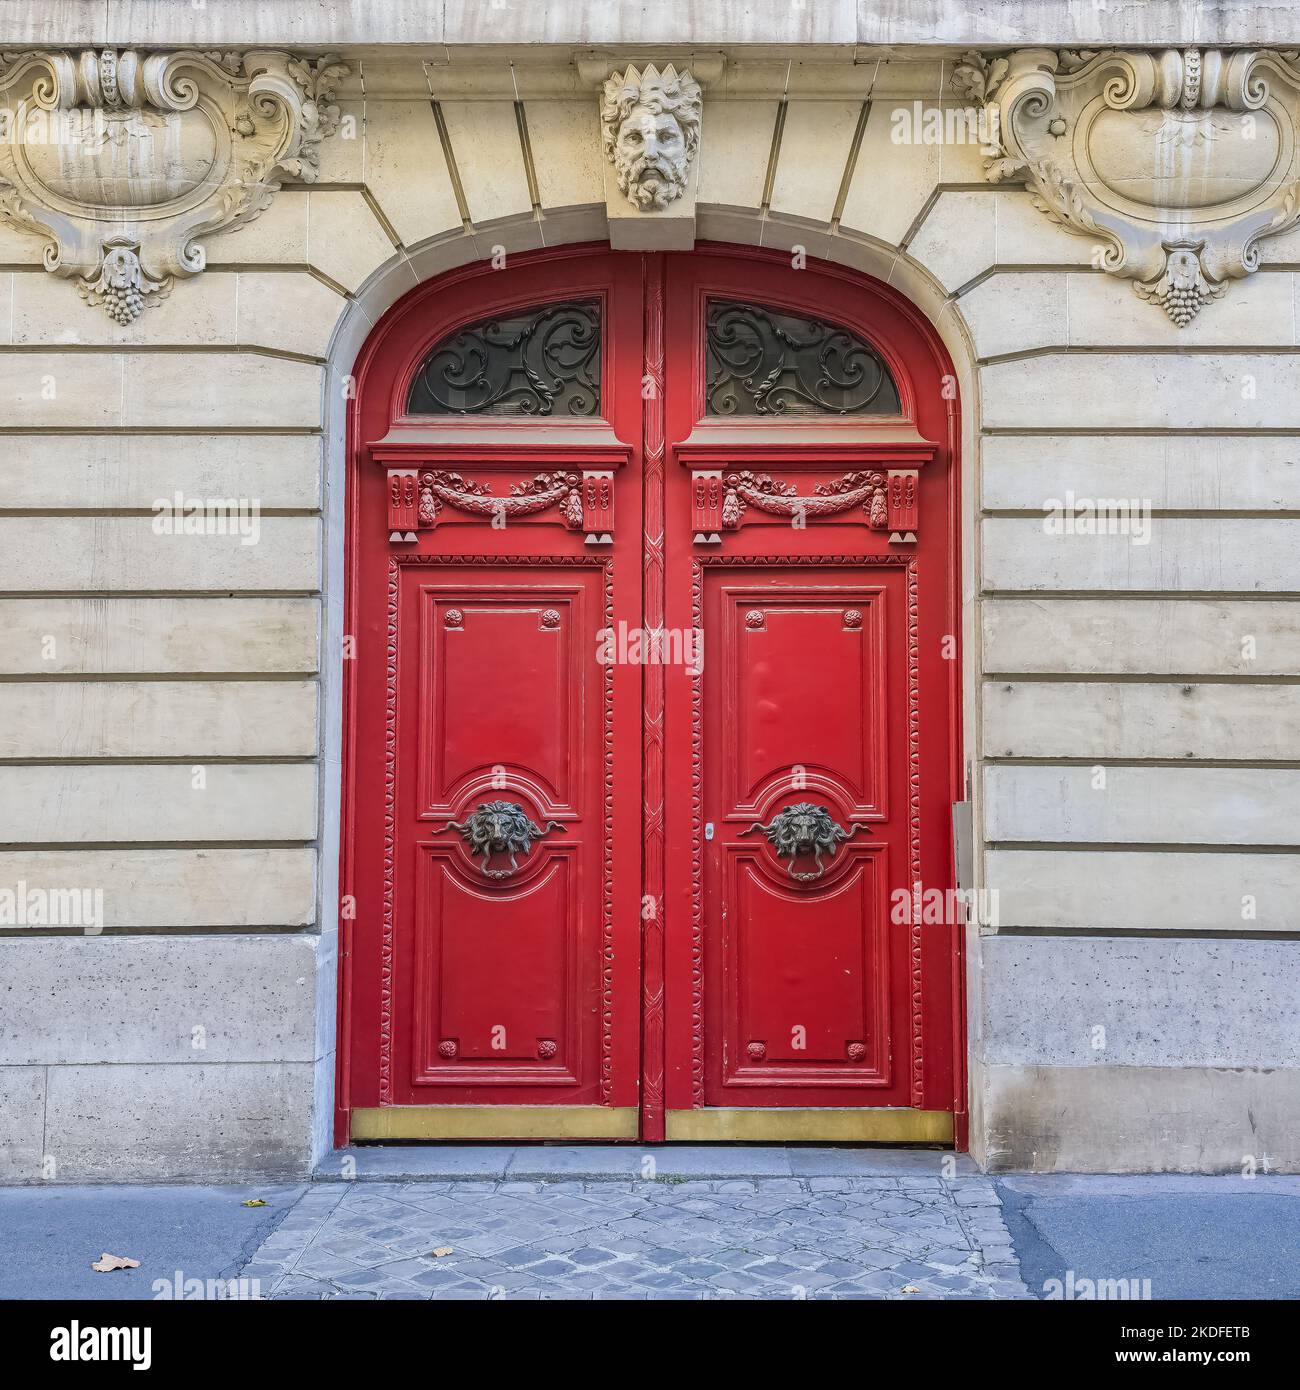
{"left": 741, "top": 802, "right": 866, "bottom": 882}
{"left": 441, "top": 800, "right": 563, "bottom": 879}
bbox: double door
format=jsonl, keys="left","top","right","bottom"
{"left": 342, "top": 247, "right": 961, "bottom": 1143}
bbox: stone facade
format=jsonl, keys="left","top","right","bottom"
{"left": 1, "top": 2, "right": 1297, "bottom": 1180}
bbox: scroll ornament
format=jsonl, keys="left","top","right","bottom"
{"left": 0, "top": 48, "right": 348, "bottom": 320}
{"left": 951, "top": 48, "right": 1300, "bottom": 324}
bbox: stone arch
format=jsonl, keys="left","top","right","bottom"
{"left": 312, "top": 206, "right": 982, "bottom": 1159}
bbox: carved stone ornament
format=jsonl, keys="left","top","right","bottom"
{"left": 952, "top": 48, "right": 1300, "bottom": 324}
{"left": 600, "top": 63, "right": 701, "bottom": 211}
{"left": 0, "top": 48, "right": 348, "bottom": 320}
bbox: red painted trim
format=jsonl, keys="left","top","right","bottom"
{"left": 639, "top": 254, "right": 668, "bottom": 1141}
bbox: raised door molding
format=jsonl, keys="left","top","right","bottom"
{"left": 0, "top": 48, "right": 348, "bottom": 320}
{"left": 953, "top": 47, "right": 1300, "bottom": 323}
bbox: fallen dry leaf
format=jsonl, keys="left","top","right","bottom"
{"left": 92, "top": 1253, "right": 140, "bottom": 1273}
{"left": 241, "top": 1199, "right": 267, "bottom": 1207}
{"left": 430, "top": 1247, "right": 454, "bottom": 1258}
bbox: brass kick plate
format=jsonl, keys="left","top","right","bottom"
{"left": 665, "top": 1108, "right": 954, "bottom": 1143}
{"left": 351, "top": 1105, "right": 639, "bottom": 1141}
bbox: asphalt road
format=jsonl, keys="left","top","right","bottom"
{"left": 0, "top": 1182, "right": 304, "bottom": 1300}
{"left": 997, "top": 1174, "right": 1300, "bottom": 1301}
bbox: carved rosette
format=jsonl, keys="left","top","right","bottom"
{"left": 952, "top": 48, "right": 1300, "bottom": 323}
{"left": 0, "top": 48, "right": 348, "bottom": 319}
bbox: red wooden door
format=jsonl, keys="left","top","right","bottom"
{"left": 340, "top": 246, "right": 962, "bottom": 1145}
{"left": 344, "top": 252, "right": 646, "bottom": 1139}
{"left": 658, "top": 251, "right": 960, "bottom": 1141}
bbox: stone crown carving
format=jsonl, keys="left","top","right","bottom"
{"left": 600, "top": 63, "right": 702, "bottom": 211}
{"left": 953, "top": 48, "right": 1300, "bottom": 323}
{"left": 0, "top": 48, "right": 348, "bottom": 320}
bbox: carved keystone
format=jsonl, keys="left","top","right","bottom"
{"left": 594, "top": 61, "right": 703, "bottom": 250}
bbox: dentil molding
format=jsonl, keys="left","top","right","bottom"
{"left": 952, "top": 47, "right": 1300, "bottom": 324}
{"left": 0, "top": 48, "right": 348, "bottom": 321}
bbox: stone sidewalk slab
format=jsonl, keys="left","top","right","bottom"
{"left": 316, "top": 1144, "right": 978, "bottom": 1182}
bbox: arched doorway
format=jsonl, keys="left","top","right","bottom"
{"left": 338, "top": 243, "right": 963, "bottom": 1145}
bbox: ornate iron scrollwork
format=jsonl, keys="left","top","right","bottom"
{"left": 441, "top": 800, "right": 564, "bottom": 879}
{"left": 705, "top": 300, "right": 901, "bottom": 416}
{"left": 742, "top": 802, "right": 866, "bottom": 881}
{"left": 407, "top": 300, "right": 601, "bottom": 416}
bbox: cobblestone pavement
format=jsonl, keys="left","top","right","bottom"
{"left": 245, "top": 1177, "right": 1034, "bottom": 1300}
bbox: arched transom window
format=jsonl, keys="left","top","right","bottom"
{"left": 704, "top": 299, "right": 901, "bottom": 416}
{"left": 407, "top": 299, "right": 602, "bottom": 416}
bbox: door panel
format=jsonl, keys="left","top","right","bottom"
{"left": 702, "top": 568, "right": 908, "bottom": 1104}
{"left": 416, "top": 584, "right": 587, "bottom": 816}
{"left": 725, "top": 850, "right": 888, "bottom": 1082}
{"left": 719, "top": 586, "right": 888, "bottom": 817}
{"left": 405, "top": 571, "right": 601, "bottom": 1094}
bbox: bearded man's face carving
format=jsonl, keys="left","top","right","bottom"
{"left": 614, "top": 103, "right": 688, "bottom": 209}
{"left": 601, "top": 64, "right": 702, "bottom": 212}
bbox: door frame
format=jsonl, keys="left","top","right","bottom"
{"left": 334, "top": 242, "right": 966, "bottom": 1148}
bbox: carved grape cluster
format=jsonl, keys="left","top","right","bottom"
{"left": 1162, "top": 285, "right": 1205, "bottom": 327}
{"left": 101, "top": 283, "right": 146, "bottom": 324}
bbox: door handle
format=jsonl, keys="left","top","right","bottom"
{"left": 441, "top": 800, "right": 564, "bottom": 879}
{"left": 741, "top": 802, "right": 866, "bottom": 881}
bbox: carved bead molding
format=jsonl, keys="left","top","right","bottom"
{"left": 952, "top": 48, "right": 1300, "bottom": 324}
{"left": 0, "top": 49, "right": 347, "bottom": 320}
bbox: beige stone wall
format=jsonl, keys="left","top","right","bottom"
{"left": 1, "top": 44, "right": 1297, "bottom": 1176}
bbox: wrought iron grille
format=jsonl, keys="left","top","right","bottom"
{"left": 704, "top": 299, "right": 901, "bottom": 416}
{"left": 407, "top": 299, "right": 601, "bottom": 416}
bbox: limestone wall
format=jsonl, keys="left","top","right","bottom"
{"left": 1, "top": 35, "right": 1297, "bottom": 1177}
